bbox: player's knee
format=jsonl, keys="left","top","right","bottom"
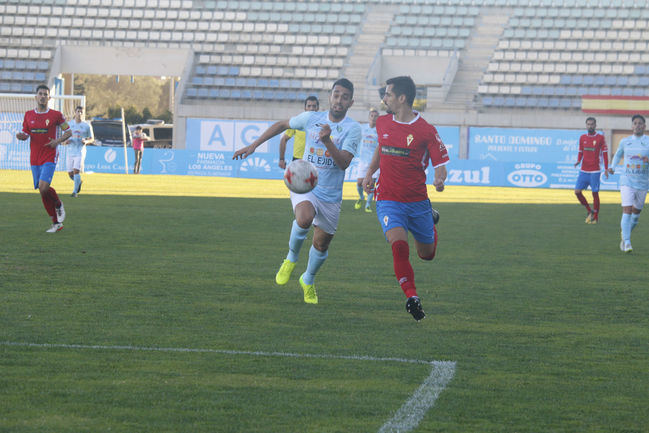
{"left": 312, "top": 239, "right": 329, "bottom": 253}
{"left": 295, "top": 216, "right": 312, "bottom": 229}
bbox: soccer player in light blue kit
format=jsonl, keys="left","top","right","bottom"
{"left": 233, "top": 79, "right": 361, "bottom": 304}
{"left": 355, "top": 107, "right": 380, "bottom": 213}
{"left": 65, "top": 106, "right": 94, "bottom": 197}
{"left": 608, "top": 114, "right": 649, "bottom": 253}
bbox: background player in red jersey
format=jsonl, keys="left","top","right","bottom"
{"left": 362, "top": 76, "right": 449, "bottom": 321}
{"left": 574, "top": 116, "right": 608, "bottom": 224}
{"left": 16, "top": 84, "right": 72, "bottom": 233}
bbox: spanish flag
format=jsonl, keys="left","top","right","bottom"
{"left": 582, "top": 95, "right": 649, "bottom": 115}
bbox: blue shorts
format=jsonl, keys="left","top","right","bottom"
{"left": 31, "top": 163, "right": 56, "bottom": 189}
{"left": 575, "top": 171, "right": 601, "bottom": 192}
{"left": 376, "top": 199, "right": 436, "bottom": 244}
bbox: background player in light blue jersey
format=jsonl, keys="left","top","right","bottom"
{"left": 355, "top": 107, "right": 380, "bottom": 213}
{"left": 233, "top": 78, "right": 361, "bottom": 304}
{"left": 64, "top": 106, "right": 94, "bottom": 197}
{"left": 608, "top": 114, "right": 649, "bottom": 253}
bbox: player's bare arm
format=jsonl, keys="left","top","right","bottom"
{"left": 46, "top": 130, "right": 72, "bottom": 148}
{"left": 233, "top": 119, "right": 290, "bottom": 160}
{"left": 362, "top": 146, "right": 380, "bottom": 193}
{"left": 318, "top": 124, "right": 353, "bottom": 169}
{"left": 278, "top": 133, "right": 289, "bottom": 169}
{"left": 433, "top": 165, "right": 447, "bottom": 192}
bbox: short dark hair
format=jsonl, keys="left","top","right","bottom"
{"left": 36, "top": 84, "right": 49, "bottom": 93}
{"left": 585, "top": 116, "right": 596, "bottom": 123}
{"left": 135, "top": 125, "right": 143, "bottom": 131}
{"left": 331, "top": 78, "right": 354, "bottom": 98}
{"left": 304, "top": 95, "right": 319, "bottom": 108}
{"left": 386, "top": 76, "right": 416, "bottom": 107}
{"left": 632, "top": 114, "right": 646, "bottom": 123}
{"left": 75, "top": 106, "right": 84, "bottom": 111}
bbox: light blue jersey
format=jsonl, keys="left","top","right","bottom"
{"left": 290, "top": 111, "right": 361, "bottom": 203}
{"left": 358, "top": 124, "right": 378, "bottom": 166}
{"left": 67, "top": 120, "right": 92, "bottom": 157}
{"left": 611, "top": 134, "right": 649, "bottom": 190}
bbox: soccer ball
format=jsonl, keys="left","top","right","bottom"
{"left": 283, "top": 159, "right": 318, "bottom": 194}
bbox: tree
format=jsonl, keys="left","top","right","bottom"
{"left": 74, "top": 74, "right": 174, "bottom": 122}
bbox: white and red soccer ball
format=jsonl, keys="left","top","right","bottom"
{"left": 283, "top": 159, "right": 318, "bottom": 194}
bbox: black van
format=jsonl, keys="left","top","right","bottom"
{"left": 90, "top": 119, "right": 131, "bottom": 147}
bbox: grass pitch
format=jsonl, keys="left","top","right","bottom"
{"left": 1, "top": 171, "right": 648, "bottom": 432}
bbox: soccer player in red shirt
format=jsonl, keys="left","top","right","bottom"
{"left": 362, "top": 76, "right": 449, "bottom": 321}
{"left": 16, "top": 84, "right": 72, "bottom": 233}
{"left": 574, "top": 117, "right": 608, "bottom": 224}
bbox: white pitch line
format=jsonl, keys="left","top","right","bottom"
{"left": 1, "top": 341, "right": 438, "bottom": 365}
{"left": 2, "top": 341, "right": 456, "bottom": 432}
{"left": 378, "top": 361, "right": 456, "bottom": 433}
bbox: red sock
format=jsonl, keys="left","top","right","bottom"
{"left": 391, "top": 240, "right": 417, "bottom": 298}
{"left": 47, "top": 187, "right": 61, "bottom": 208}
{"left": 40, "top": 190, "right": 56, "bottom": 222}
{"left": 592, "top": 192, "right": 600, "bottom": 214}
{"left": 575, "top": 192, "right": 591, "bottom": 212}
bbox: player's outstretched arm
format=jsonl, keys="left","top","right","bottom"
{"left": 278, "top": 133, "right": 289, "bottom": 169}
{"left": 433, "top": 165, "right": 447, "bottom": 192}
{"left": 233, "top": 119, "right": 290, "bottom": 160}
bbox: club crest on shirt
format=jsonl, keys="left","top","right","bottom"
{"left": 406, "top": 134, "right": 414, "bottom": 147}
{"left": 46, "top": 119, "right": 50, "bottom": 126}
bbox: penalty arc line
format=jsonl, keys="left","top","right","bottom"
{"left": 1, "top": 341, "right": 456, "bottom": 432}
